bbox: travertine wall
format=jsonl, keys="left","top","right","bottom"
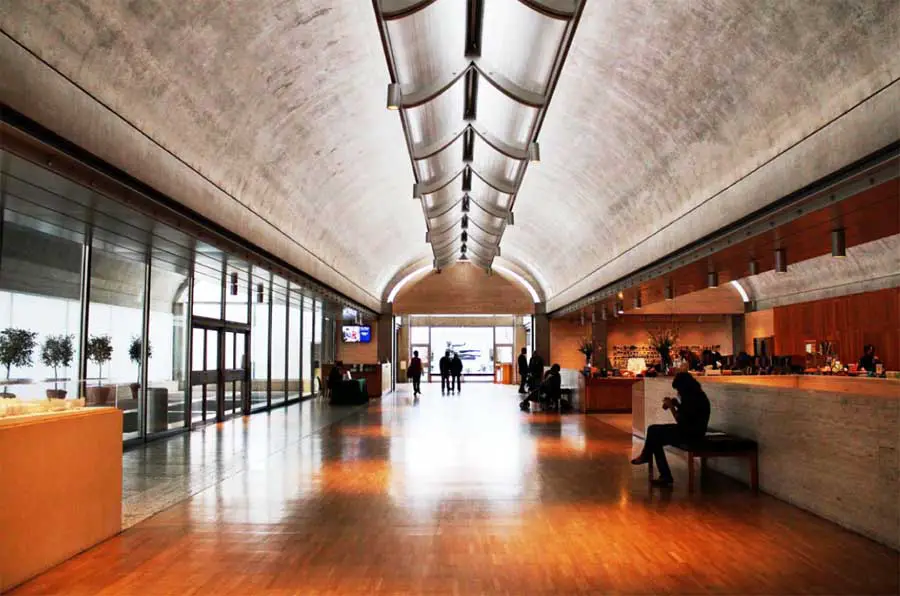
{"left": 640, "top": 377, "right": 899, "bottom": 549}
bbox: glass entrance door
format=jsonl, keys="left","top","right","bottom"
{"left": 190, "top": 327, "right": 219, "bottom": 425}
{"left": 223, "top": 330, "right": 249, "bottom": 417}
{"left": 190, "top": 322, "right": 249, "bottom": 424}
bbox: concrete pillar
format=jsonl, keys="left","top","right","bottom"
{"left": 377, "top": 301, "right": 393, "bottom": 364}
{"left": 533, "top": 303, "right": 550, "bottom": 362}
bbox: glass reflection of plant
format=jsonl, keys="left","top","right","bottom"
{"left": 648, "top": 326, "right": 680, "bottom": 371}
{"left": 41, "top": 334, "right": 75, "bottom": 397}
{"left": 128, "top": 336, "right": 152, "bottom": 385}
{"left": 0, "top": 328, "right": 38, "bottom": 398}
{"left": 87, "top": 335, "right": 113, "bottom": 386}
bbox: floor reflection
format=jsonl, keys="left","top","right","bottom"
{"left": 12, "top": 383, "right": 899, "bottom": 595}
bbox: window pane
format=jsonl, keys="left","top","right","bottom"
{"left": 495, "top": 326, "right": 514, "bottom": 344}
{"left": 287, "top": 290, "right": 301, "bottom": 400}
{"left": 270, "top": 276, "right": 287, "bottom": 406}
{"left": 87, "top": 242, "right": 146, "bottom": 440}
{"left": 224, "top": 261, "right": 249, "bottom": 323}
{"left": 147, "top": 255, "right": 189, "bottom": 432}
{"left": 410, "top": 326, "right": 429, "bottom": 344}
{"left": 250, "top": 269, "right": 269, "bottom": 410}
{"left": 313, "top": 300, "right": 323, "bottom": 392}
{"left": 302, "top": 296, "right": 312, "bottom": 395}
{"left": 192, "top": 247, "right": 222, "bottom": 319}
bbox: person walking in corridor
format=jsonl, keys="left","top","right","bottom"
{"left": 408, "top": 350, "right": 422, "bottom": 397}
{"left": 528, "top": 350, "right": 544, "bottom": 392}
{"left": 517, "top": 347, "right": 529, "bottom": 394}
{"left": 450, "top": 351, "right": 463, "bottom": 393}
{"left": 630, "top": 372, "right": 711, "bottom": 487}
{"left": 439, "top": 350, "right": 452, "bottom": 394}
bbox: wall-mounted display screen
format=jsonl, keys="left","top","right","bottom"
{"left": 342, "top": 325, "right": 371, "bottom": 343}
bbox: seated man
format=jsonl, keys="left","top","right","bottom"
{"left": 519, "top": 364, "right": 562, "bottom": 412}
{"left": 630, "top": 372, "right": 711, "bottom": 487}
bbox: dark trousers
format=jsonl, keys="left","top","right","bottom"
{"left": 639, "top": 423, "right": 684, "bottom": 481}
{"left": 410, "top": 374, "right": 421, "bottom": 394}
{"left": 452, "top": 374, "right": 461, "bottom": 392}
{"left": 518, "top": 371, "right": 528, "bottom": 393}
{"left": 441, "top": 374, "right": 451, "bottom": 392}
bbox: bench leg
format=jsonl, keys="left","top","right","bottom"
{"left": 750, "top": 452, "right": 759, "bottom": 493}
{"left": 688, "top": 453, "right": 695, "bottom": 493}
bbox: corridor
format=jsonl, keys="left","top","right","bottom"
{"left": 12, "top": 384, "right": 898, "bottom": 595}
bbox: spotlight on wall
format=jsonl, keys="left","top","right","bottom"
{"left": 528, "top": 142, "right": 541, "bottom": 163}
{"left": 775, "top": 248, "right": 787, "bottom": 273}
{"left": 633, "top": 294, "right": 642, "bottom": 309}
{"left": 831, "top": 228, "right": 846, "bottom": 257}
{"left": 664, "top": 283, "right": 674, "bottom": 301}
{"left": 707, "top": 271, "right": 719, "bottom": 288}
{"left": 230, "top": 272, "right": 239, "bottom": 296}
{"left": 256, "top": 283, "right": 265, "bottom": 303}
{"left": 749, "top": 259, "right": 760, "bottom": 275}
{"left": 386, "top": 83, "right": 401, "bottom": 110}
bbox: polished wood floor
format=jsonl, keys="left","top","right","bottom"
{"left": 12, "top": 384, "right": 899, "bottom": 595}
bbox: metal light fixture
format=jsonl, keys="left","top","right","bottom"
{"left": 386, "top": 83, "right": 401, "bottom": 110}
{"left": 831, "top": 228, "right": 846, "bottom": 257}
{"left": 615, "top": 300, "right": 624, "bottom": 315}
{"left": 707, "top": 271, "right": 718, "bottom": 288}
{"left": 256, "top": 283, "right": 264, "bottom": 303}
{"left": 413, "top": 182, "right": 422, "bottom": 198}
{"left": 664, "top": 283, "right": 674, "bottom": 301}
{"left": 528, "top": 142, "right": 541, "bottom": 163}
{"left": 633, "top": 294, "right": 642, "bottom": 309}
{"left": 775, "top": 248, "right": 787, "bottom": 273}
{"left": 749, "top": 259, "right": 759, "bottom": 275}
{"left": 425, "top": 231, "right": 431, "bottom": 243}
{"left": 462, "top": 195, "right": 471, "bottom": 212}
{"left": 507, "top": 212, "right": 515, "bottom": 226}
{"left": 230, "top": 272, "right": 239, "bottom": 296}
{"left": 600, "top": 306, "right": 608, "bottom": 321}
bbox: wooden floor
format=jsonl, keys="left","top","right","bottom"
{"left": 12, "top": 383, "right": 899, "bottom": 595}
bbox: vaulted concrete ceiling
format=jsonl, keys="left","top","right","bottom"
{"left": 1, "top": 1, "right": 898, "bottom": 313}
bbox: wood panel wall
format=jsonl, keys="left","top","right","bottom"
{"left": 550, "top": 319, "right": 590, "bottom": 370}
{"left": 744, "top": 309, "right": 775, "bottom": 354}
{"left": 336, "top": 321, "right": 378, "bottom": 364}
{"left": 773, "top": 287, "right": 900, "bottom": 369}
{"left": 393, "top": 264, "right": 533, "bottom": 315}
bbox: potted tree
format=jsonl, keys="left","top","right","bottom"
{"left": 86, "top": 334, "right": 114, "bottom": 405}
{"left": 128, "top": 336, "right": 152, "bottom": 401}
{"left": 0, "top": 328, "right": 38, "bottom": 399}
{"left": 41, "top": 334, "right": 75, "bottom": 399}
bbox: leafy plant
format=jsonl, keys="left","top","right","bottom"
{"left": 86, "top": 335, "right": 113, "bottom": 386}
{"left": 648, "top": 326, "right": 680, "bottom": 370}
{"left": 577, "top": 338, "right": 594, "bottom": 364}
{"left": 0, "top": 328, "right": 38, "bottom": 396}
{"left": 41, "top": 334, "right": 75, "bottom": 391}
{"left": 128, "top": 336, "right": 152, "bottom": 385}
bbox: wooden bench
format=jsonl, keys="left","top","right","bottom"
{"left": 648, "top": 430, "right": 759, "bottom": 493}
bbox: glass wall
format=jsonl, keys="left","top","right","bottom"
{"left": 0, "top": 146, "right": 366, "bottom": 441}
{"left": 270, "top": 275, "right": 288, "bottom": 407}
{"left": 287, "top": 289, "right": 301, "bottom": 401}
{"left": 250, "top": 268, "right": 270, "bottom": 410}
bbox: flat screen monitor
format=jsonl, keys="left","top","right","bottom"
{"left": 359, "top": 325, "right": 371, "bottom": 343}
{"left": 342, "top": 325, "right": 371, "bottom": 343}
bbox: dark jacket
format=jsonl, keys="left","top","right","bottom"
{"left": 517, "top": 353, "right": 528, "bottom": 375}
{"left": 408, "top": 357, "right": 422, "bottom": 377}
{"left": 676, "top": 390, "right": 711, "bottom": 440}
{"left": 528, "top": 353, "right": 544, "bottom": 379}
{"left": 541, "top": 370, "right": 561, "bottom": 402}
{"left": 450, "top": 355, "right": 463, "bottom": 376}
{"left": 439, "top": 355, "right": 451, "bottom": 376}
{"left": 327, "top": 366, "right": 342, "bottom": 390}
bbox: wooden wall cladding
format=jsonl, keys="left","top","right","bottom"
{"left": 773, "top": 287, "right": 900, "bottom": 369}
{"left": 336, "top": 320, "right": 378, "bottom": 364}
{"left": 393, "top": 263, "right": 534, "bottom": 315}
{"left": 550, "top": 319, "right": 590, "bottom": 370}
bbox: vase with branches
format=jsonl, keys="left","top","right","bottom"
{"left": 41, "top": 334, "right": 74, "bottom": 399}
{"left": 648, "top": 326, "right": 679, "bottom": 373}
{"left": 577, "top": 338, "right": 594, "bottom": 367}
{"left": 0, "top": 328, "right": 38, "bottom": 398}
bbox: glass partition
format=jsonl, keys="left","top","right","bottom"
{"left": 287, "top": 289, "right": 301, "bottom": 401}
{"left": 313, "top": 299, "right": 323, "bottom": 393}
{"left": 302, "top": 296, "right": 313, "bottom": 395}
{"left": 270, "top": 276, "right": 288, "bottom": 406}
{"left": 224, "top": 260, "right": 249, "bottom": 323}
{"left": 250, "top": 268, "right": 270, "bottom": 410}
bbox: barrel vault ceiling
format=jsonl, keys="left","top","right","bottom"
{"left": 2, "top": 1, "right": 898, "bottom": 312}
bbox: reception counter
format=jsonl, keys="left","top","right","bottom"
{"left": 583, "top": 377, "right": 642, "bottom": 412}
{"left": 0, "top": 408, "right": 122, "bottom": 591}
{"left": 635, "top": 375, "right": 899, "bottom": 549}
{"left": 324, "top": 363, "right": 392, "bottom": 398}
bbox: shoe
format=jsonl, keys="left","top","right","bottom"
{"left": 519, "top": 402, "right": 530, "bottom": 412}
{"left": 650, "top": 477, "right": 674, "bottom": 488}
{"left": 630, "top": 456, "right": 650, "bottom": 466}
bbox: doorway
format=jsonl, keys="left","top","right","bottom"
{"left": 411, "top": 344, "right": 430, "bottom": 382}
{"left": 190, "top": 318, "right": 250, "bottom": 424}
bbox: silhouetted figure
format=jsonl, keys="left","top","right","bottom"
{"left": 631, "top": 372, "right": 711, "bottom": 487}
{"left": 408, "top": 350, "right": 422, "bottom": 397}
{"left": 327, "top": 361, "right": 344, "bottom": 394}
{"left": 528, "top": 350, "right": 544, "bottom": 391}
{"left": 517, "top": 348, "right": 529, "bottom": 394}
{"left": 858, "top": 344, "right": 879, "bottom": 373}
{"left": 519, "top": 363, "right": 563, "bottom": 412}
{"left": 439, "top": 350, "right": 451, "bottom": 394}
{"left": 450, "top": 352, "right": 463, "bottom": 392}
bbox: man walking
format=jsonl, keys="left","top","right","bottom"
{"left": 408, "top": 350, "right": 422, "bottom": 397}
{"left": 517, "top": 347, "right": 529, "bottom": 394}
{"left": 450, "top": 351, "right": 463, "bottom": 393}
{"left": 439, "top": 350, "right": 452, "bottom": 394}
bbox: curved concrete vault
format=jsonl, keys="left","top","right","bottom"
{"left": 2, "top": 1, "right": 898, "bottom": 313}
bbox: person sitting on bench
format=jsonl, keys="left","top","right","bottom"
{"left": 520, "top": 363, "right": 563, "bottom": 412}
{"left": 630, "top": 372, "right": 710, "bottom": 487}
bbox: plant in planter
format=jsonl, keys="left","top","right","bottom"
{"left": 86, "top": 335, "right": 114, "bottom": 405}
{"left": 0, "top": 328, "right": 38, "bottom": 398}
{"left": 41, "top": 334, "right": 75, "bottom": 399}
{"left": 577, "top": 338, "right": 594, "bottom": 368}
{"left": 648, "top": 326, "right": 680, "bottom": 373}
{"left": 128, "top": 336, "right": 152, "bottom": 401}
